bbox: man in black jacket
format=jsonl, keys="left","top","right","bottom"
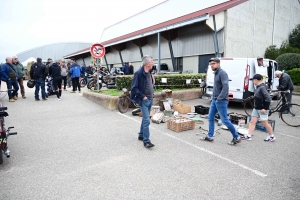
{"left": 275, "top": 70, "right": 294, "bottom": 106}
{"left": 30, "top": 58, "right": 47, "bottom": 101}
{"left": 49, "top": 59, "right": 63, "bottom": 101}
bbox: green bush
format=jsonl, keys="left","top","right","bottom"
{"left": 275, "top": 53, "right": 300, "bottom": 71}
{"left": 286, "top": 68, "right": 300, "bottom": 86}
{"left": 264, "top": 45, "right": 280, "bottom": 60}
{"left": 115, "top": 74, "right": 206, "bottom": 90}
{"left": 279, "top": 41, "right": 300, "bottom": 54}
{"left": 289, "top": 24, "right": 300, "bottom": 49}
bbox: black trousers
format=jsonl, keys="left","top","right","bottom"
{"left": 72, "top": 77, "right": 80, "bottom": 92}
{"left": 61, "top": 76, "right": 67, "bottom": 89}
{"left": 53, "top": 77, "right": 62, "bottom": 98}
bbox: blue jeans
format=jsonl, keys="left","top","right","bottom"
{"left": 139, "top": 98, "right": 153, "bottom": 143}
{"left": 208, "top": 99, "right": 239, "bottom": 139}
{"left": 34, "top": 78, "right": 46, "bottom": 100}
{"left": 6, "top": 79, "right": 19, "bottom": 99}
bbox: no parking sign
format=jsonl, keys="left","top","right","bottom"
{"left": 90, "top": 43, "right": 105, "bottom": 58}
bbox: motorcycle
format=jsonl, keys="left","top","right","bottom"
{"left": 79, "top": 72, "right": 94, "bottom": 88}
{"left": 87, "top": 70, "right": 116, "bottom": 90}
{"left": 0, "top": 91, "right": 17, "bottom": 165}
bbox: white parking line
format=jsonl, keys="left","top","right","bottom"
{"left": 118, "top": 112, "right": 268, "bottom": 177}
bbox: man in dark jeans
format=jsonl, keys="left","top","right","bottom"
{"left": 30, "top": 58, "right": 47, "bottom": 101}
{"left": 69, "top": 58, "right": 81, "bottom": 93}
{"left": 275, "top": 70, "right": 294, "bottom": 110}
{"left": 1, "top": 57, "right": 19, "bottom": 102}
{"left": 60, "top": 60, "right": 68, "bottom": 91}
{"left": 130, "top": 55, "right": 155, "bottom": 148}
{"left": 49, "top": 60, "right": 63, "bottom": 101}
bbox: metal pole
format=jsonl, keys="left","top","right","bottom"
{"left": 213, "top": 15, "right": 220, "bottom": 57}
{"left": 97, "top": 58, "right": 100, "bottom": 92}
{"left": 158, "top": 32, "right": 161, "bottom": 72}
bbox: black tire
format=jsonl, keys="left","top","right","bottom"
{"left": 117, "top": 97, "right": 129, "bottom": 113}
{"left": 87, "top": 80, "right": 95, "bottom": 90}
{"left": 243, "top": 96, "right": 254, "bottom": 116}
{"left": 80, "top": 79, "right": 87, "bottom": 87}
{"left": 280, "top": 104, "right": 300, "bottom": 127}
{"left": 93, "top": 83, "right": 102, "bottom": 90}
{"left": 0, "top": 150, "right": 3, "bottom": 165}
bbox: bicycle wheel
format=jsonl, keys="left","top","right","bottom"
{"left": 243, "top": 96, "right": 254, "bottom": 116}
{"left": 280, "top": 104, "right": 300, "bottom": 127}
{"left": 117, "top": 96, "right": 129, "bottom": 113}
{"left": 80, "top": 79, "right": 87, "bottom": 87}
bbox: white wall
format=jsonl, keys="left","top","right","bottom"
{"left": 183, "top": 56, "right": 198, "bottom": 73}
{"left": 224, "top": 0, "right": 300, "bottom": 58}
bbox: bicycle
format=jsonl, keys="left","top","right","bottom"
{"left": 243, "top": 90, "right": 300, "bottom": 127}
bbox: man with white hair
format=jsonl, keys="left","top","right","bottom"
{"left": 12, "top": 55, "right": 26, "bottom": 98}
{"left": 275, "top": 70, "right": 294, "bottom": 110}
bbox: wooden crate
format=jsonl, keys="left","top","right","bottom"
{"left": 167, "top": 117, "right": 195, "bottom": 132}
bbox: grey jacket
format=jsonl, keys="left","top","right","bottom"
{"left": 254, "top": 83, "right": 271, "bottom": 110}
{"left": 278, "top": 73, "right": 294, "bottom": 91}
{"left": 212, "top": 67, "right": 229, "bottom": 101}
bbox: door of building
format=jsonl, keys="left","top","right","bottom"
{"left": 198, "top": 54, "right": 215, "bottom": 73}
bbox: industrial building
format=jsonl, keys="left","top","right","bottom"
{"left": 64, "top": 0, "right": 300, "bottom": 73}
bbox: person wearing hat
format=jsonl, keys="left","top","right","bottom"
{"left": 200, "top": 58, "right": 241, "bottom": 145}
{"left": 274, "top": 70, "right": 294, "bottom": 109}
{"left": 241, "top": 74, "right": 275, "bottom": 141}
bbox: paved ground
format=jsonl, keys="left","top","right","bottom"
{"left": 1, "top": 82, "right": 300, "bottom": 200}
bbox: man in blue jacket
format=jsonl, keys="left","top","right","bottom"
{"left": 130, "top": 55, "right": 155, "bottom": 148}
{"left": 1, "top": 57, "right": 19, "bottom": 102}
{"left": 69, "top": 58, "right": 81, "bottom": 93}
{"left": 200, "top": 58, "right": 241, "bottom": 145}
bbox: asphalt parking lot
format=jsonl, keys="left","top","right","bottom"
{"left": 1, "top": 82, "right": 300, "bottom": 200}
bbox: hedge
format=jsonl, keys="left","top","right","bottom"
{"left": 115, "top": 74, "right": 206, "bottom": 90}
{"left": 286, "top": 68, "right": 300, "bottom": 86}
{"left": 275, "top": 53, "right": 300, "bottom": 71}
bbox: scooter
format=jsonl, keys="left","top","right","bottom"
{"left": 0, "top": 105, "right": 17, "bottom": 165}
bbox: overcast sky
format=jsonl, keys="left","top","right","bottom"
{"left": 0, "top": 0, "right": 165, "bottom": 63}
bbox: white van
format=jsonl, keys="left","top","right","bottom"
{"left": 204, "top": 58, "right": 279, "bottom": 102}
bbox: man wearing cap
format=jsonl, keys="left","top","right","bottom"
{"left": 12, "top": 55, "right": 26, "bottom": 98}
{"left": 69, "top": 58, "right": 81, "bottom": 93}
{"left": 241, "top": 74, "right": 275, "bottom": 141}
{"left": 200, "top": 58, "right": 241, "bottom": 145}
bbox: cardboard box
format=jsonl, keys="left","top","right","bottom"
{"left": 173, "top": 103, "right": 191, "bottom": 114}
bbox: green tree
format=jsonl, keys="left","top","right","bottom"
{"left": 289, "top": 24, "right": 300, "bottom": 49}
{"left": 279, "top": 40, "right": 300, "bottom": 54}
{"left": 276, "top": 53, "right": 300, "bottom": 71}
{"left": 264, "top": 45, "right": 280, "bottom": 60}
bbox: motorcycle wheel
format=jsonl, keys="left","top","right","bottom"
{"left": 117, "top": 96, "right": 129, "bottom": 113}
{"left": 87, "top": 80, "right": 96, "bottom": 90}
{"left": 93, "top": 83, "right": 102, "bottom": 90}
{"left": 0, "top": 150, "right": 3, "bottom": 165}
{"left": 80, "top": 79, "right": 87, "bottom": 87}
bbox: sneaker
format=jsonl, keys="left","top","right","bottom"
{"left": 42, "top": 98, "right": 47, "bottom": 100}
{"left": 13, "top": 96, "right": 18, "bottom": 100}
{"left": 228, "top": 137, "right": 242, "bottom": 145}
{"left": 144, "top": 142, "right": 155, "bottom": 148}
{"left": 9, "top": 98, "right": 15, "bottom": 102}
{"left": 241, "top": 135, "right": 252, "bottom": 141}
{"left": 200, "top": 136, "right": 214, "bottom": 142}
{"left": 264, "top": 135, "right": 276, "bottom": 142}
{"left": 22, "top": 95, "right": 26, "bottom": 99}
{"left": 55, "top": 98, "right": 61, "bottom": 101}
{"left": 70, "top": 91, "right": 76, "bottom": 93}
{"left": 138, "top": 136, "right": 143, "bottom": 141}
{"left": 35, "top": 99, "right": 40, "bottom": 101}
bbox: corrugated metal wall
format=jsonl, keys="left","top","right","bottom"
{"left": 17, "top": 42, "right": 92, "bottom": 62}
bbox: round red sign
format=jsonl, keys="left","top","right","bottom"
{"left": 90, "top": 43, "right": 105, "bottom": 58}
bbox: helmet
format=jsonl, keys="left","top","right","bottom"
{"left": 27, "top": 80, "right": 35, "bottom": 88}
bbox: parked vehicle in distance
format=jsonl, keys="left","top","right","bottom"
{"left": 203, "top": 57, "right": 279, "bottom": 102}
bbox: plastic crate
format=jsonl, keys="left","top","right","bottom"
{"left": 194, "top": 105, "right": 209, "bottom": 115}
{"left": 229, "top": 113, "right": 248, "bottom": 125}
{"left": 248, "top": 117, "right": 276, "bottom": 133}
{"left": 167, "top": 117, "right": 195, "bottom": 132}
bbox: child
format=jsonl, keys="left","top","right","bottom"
{"left": 241, "top": 74, "right": 276, "bottom": 141}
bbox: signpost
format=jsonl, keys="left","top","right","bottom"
{"left": 90, "top": 44, "right": 105, "bottom": 92}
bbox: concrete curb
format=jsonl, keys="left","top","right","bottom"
{"left": 82, "top": 89, "right": 201, "bottom": 110}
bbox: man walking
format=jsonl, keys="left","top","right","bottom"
{"left": 30, "top": 58, "right": 47, "bottom": 101}
{"left": 12, "top": 55, "right": 26, "bottom": 98}
{"left": 1, "top": 57, "right": 19, "bottom": 102}
{"left": 200, "top": 58, "right": 241, "bottom": 145}
{"left": 130, "top": 55, "right": 155, "bottom": 148}
{"left": 60, "top": 60, "right": 68, "bottom": 91}
{"left": 49, "top": 59, "right": 63, "bottom": 101}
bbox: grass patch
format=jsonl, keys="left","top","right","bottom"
{"left": 89, "top": 87, "right": 200, "bottom": 96}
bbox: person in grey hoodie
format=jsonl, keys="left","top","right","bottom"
{"left": 60, "top": 60, "right": 68, "bottom": 91}
{"left": 12, "top": 55, "right": 26, "bottom": 98}
{"left": 200, "top": 58, "right": 241, "bottom": 145}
